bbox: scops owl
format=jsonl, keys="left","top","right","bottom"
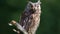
{"left": 9, "top": 0, "right": 41, "bottom": 34}
{"left": 19, "top": 0, "right": 41, "bottom": 34}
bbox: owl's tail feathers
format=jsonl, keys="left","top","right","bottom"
{"left": 8, "top": 20, "right": 28, "bottom": 34}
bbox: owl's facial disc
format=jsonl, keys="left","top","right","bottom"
{"left": 27, "top": 0, "right": 41, "bottom": 13}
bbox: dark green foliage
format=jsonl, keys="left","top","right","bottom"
{"left": 0, "top": 0, "right": 60, "bottom": 34}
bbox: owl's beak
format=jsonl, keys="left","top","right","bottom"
{"left": 33, "top": 8, "right": 36, "bottom": 11}
{"left": 31, "top": 8, "right": 36, "bottom": 13}
{"left": 30, "top": 8, "right": 36, "bottom": 14}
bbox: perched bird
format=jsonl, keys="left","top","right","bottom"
{"left": 9, "top": 0, "right": 41, "bottom": 34}
{"left": 19, "top": 0, "right": 41, "bottom": 34}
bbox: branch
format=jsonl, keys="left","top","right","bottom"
{"left": 8, "top": 20, "right": 28, "bottom": 34}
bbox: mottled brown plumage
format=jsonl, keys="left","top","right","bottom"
{"left": 19, "top": 0, "right": 41, "bottom": 34}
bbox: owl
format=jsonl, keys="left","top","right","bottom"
{"left": 9, "top": 0, "right": 41, "bottom": 34}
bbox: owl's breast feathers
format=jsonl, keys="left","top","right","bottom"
{"left": 19, "top": 10, "right": 40, "bottom": 32}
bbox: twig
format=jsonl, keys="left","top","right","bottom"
{"left": 9, "top": 20, "right": 28, "bottom": 34}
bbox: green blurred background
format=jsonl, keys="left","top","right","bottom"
{"left": 0, "top": 0, "right": 60, "bottom": 34}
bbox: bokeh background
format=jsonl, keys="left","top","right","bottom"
{"left": 0, "top": 0, "right": 60, "bottom": 34}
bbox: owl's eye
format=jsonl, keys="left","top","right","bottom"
{"left": 29, "top": 3, "right": 33, "bottom": 7}
{"left": 31, "top": 5, "right": 33, "bottom": 7}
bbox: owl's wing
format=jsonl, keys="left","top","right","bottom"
{"left": 19, "top": 11, "right": 29, "bottom": 27}
{"left": 19, "top": 11, "right": 33, "bottom": 31}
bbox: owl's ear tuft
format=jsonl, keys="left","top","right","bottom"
{"left": 37, "top": 0, "right": 41, "bottom": 4}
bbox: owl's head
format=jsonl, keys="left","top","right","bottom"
{"left": 25, "top": 0, "right": 41, "bottom": 13}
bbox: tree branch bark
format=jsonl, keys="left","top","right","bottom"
{"left": 8, "top": 20, "right": 28, "bottom": 34}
